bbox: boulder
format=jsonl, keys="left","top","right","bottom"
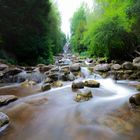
{"left": 86, "top": 58, "right": 93, "bottom": 63}
{"left": 74, "top": 89, "right": 93, "bottom": 102}
{"left": 129, "top": 93, "right": 140, "bottom": 106}
{"left": 39, "top": 66, "right": 53, "bottom": 73}
{"left": 94, "top": 64, "right": 110, "bottom": 72}
{"left": 0, "top": 64, "right": 8, "bottom": 71}
{"left": 52, "top": 81, "right": 63, "bottom": 87}
{"left": 0, "top": 95, "right": 18, "bottom": 106}
{"left": 133, "top": 57, "right": 140, "bottom": 64}
{"left": 41, "top": 83, "right": 51, "bottom": 91}
{"left": 111, "top": 64, "right": 121, "bottom": 70}
{"left": 122, "top": 62, "right": 133, "bottom": 70}
{"left": 70, "top": 63, "right": 81, "bottom": 72}
{"left": 48, "top": 73, "right": 59, "bottom": 81}
{"left": 61, "top": 66, "right": 70, "bottom": 74}
{"left": 84, "top": 80, "right": 100, "bottom": 88}
{"left": 50, "top": 67, "right": 59, "bottom": 73}
{"left": 72, "top": 80, "right": 84, "bottom": 89}
{"left": 4, "top": 68, "right": 22, "bottom": 76}
{"left": 133, "top": 58, "right": 140, "bottom": 70}
{"left": 0, "top": 112, "right": 9, "bottom": 128}
{"left": 67, "top": 72, "right": 75, "bottom": 81}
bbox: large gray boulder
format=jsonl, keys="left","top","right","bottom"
{"left": 41, "top": 83, "right": 51, "bottom": 91}
{"left": 94, "top": 64, "right": 110, "bottom": 72}
{"left": 122, "top": 62, "right": 134, "bottom": 70}
{"left": 72, "top": 80, "right": 84, "bottom": 89}
{"left": 133, "top": 57, "right": 140, "bottom": 64}
{"left": 0, "top": 112, "right": 9, "bottom": 128}
{"left": 129, "top": 93, "right": 140, "bottom": 106}
{"left": 133, "top": 57, "right": 140, "bottom": 70}
{"left": 111, "top": 64, "right": 121, "bottom": 70}
{"left": 74, "top": 89, "right": 93, "bottom": 102}
{"left": 0, "top": 64, "right": 8, "bottom": 71}
{"left": 70, "top": 63, "right": 81, "bottom": 72}
{"left": 84, "top": 80, "right": 100, "bottom": 88}
{"left": 0, "top": 95, "right": 18, "bottom": 106}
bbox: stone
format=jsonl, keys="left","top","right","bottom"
{"left": 0, "top": 112, "right": 9, "bottom": 128}
{"left": 67, "top": 72, "right": 75, "bottom": 81}
{"left": 94, "top": 64, "right": 110, "bottom": 72}
{"left": 52, "top": 81, "right": 63, "bottom": 87}
{"left": 61, "top": 66, "right": 70, "bottom": 74}
{"left": 4, "top": 68, "right": 22, "bottom": 76}
{"left": 86, "top": 58, "right": 93, "bottom": 63}
{"left": 44, "top": 77, "right": 53, "bottom": 83}
{"left": 70, "top": 63, "right": 81, "bottom": 72}
{"left": 133, "top": 57, "right": 140, "bottom": 64}
{"left": 48, "top": 73, "right": 59, "bottom": 81}
{"left": 84, "top": 80, "right": 100, "bottom": 88}
{"left": 122, "top": 62, "right": 133, "bottom": 70}
{"left": 129, "top": 93, "right": 140, "bottom": 106}
{"left": 72, "top": 80, "right": 84, "bottom": 89}
{"left": 41, "top": 83, "right": 51, "bottom": 91}
{"left": 39, "top": 66, "right": 53, "bottom": 73}
{"left": 74, "top": 89, "right": 93, "bottom": 102}
{"left": 0, "top": 64, "right": 8, "bottom": 71}
{"left": 0, "top": 95, "right": 18, "bottom": 106}
{"left": 111, "top": 64, "right": 121, "bottom": 70}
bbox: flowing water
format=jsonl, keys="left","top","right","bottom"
{"left": 0, "top": 67, "right": 140, "bottom": 140}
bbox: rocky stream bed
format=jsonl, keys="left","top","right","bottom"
{"left": 0, "top": 54, "right": 140, "bottom": 140}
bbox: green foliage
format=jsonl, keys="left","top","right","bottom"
{"left": 70, "top": 0, "right": 139, "bottom": 60}
{"left": 70, "top": 5, "right": 87, "bottom": 53}
{"left": 0, "top": 0, "right": 66, "bottom": 65}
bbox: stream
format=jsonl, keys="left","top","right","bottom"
{"left": 0, "top": 75, "right": 140, "bottom": 140}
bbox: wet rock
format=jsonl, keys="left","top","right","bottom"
{"left": 24, "top": 67, "right": 36, "bottom": 72}
{"left": 86, "top": 58, "right": 93, "bottom": 63}
{"left": 48, "top": 73, "right": 59, "bottom": 81}
{"left": 41, "top": 83, "right": 51, "bottom": 91}
{"left": 74, "top": 89, "right": 93, "bottom": 102}
{"left": 111, "top": 64, "right": 121, "bottom": 70}
{"left": 122, "top": 62, "right": 133, "bottom": 70}
{"left": 0, "top": 112, "right": 9, "bottom": 128}
{"left": 133, "top": 57, "right": 140, "bottom": 64}
{"left": 39, "top": 65, "right": 53, "bottom": 73}
{"left": 52, "top": 81, "right": 63, "bottom": 87}
{"left": 70, "top": 63, "right": 81, "bottom": 72}
{"left": 94, "top": 64, "right": 110, "bottom": 72}
{"left": 129, "top": 93, "right": 140, "bottom": 106}
{"left": 72, "top": 80, "right": 84, "bottom": 89}
{"left": 61, "top": 66, "right": 70, "bottom": 74}
{"left": 0, "top": 64, "right": 8, "bottom": 71}
{"left": 0, "top": 95, "right": 18, "bottom": 106}
{"left": 84, "top": 80, "right": 100, "bottom": 88}
{"left": 133, "top": 57, "right": 140, "bottom": 70}
{"left": 4, "top": 68, "right": 22, "bottom": 76}
{"left": 67, "top": 72, "right": 75, "bottom": 81}
{"left": 44, "top": 77, "right": 53, "bottom": 83}
{"left": 51, "top": 67, "right": 59, "bottom": 73}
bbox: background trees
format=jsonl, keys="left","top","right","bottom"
{"left": 0, "top": 0, "right": 66, "bottom": 65}
{"left": 70, "top": 0, "right": 139, "bottom": 60}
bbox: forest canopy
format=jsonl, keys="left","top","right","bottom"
{"left": 0, "top": 0, "right": 66, "bottom": 65}
{"left": 70, "top": 0, "right": 140, "bottom": 60}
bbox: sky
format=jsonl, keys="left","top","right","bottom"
{"left": 54, "top": 0, "right": 93, "bottom": 36}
